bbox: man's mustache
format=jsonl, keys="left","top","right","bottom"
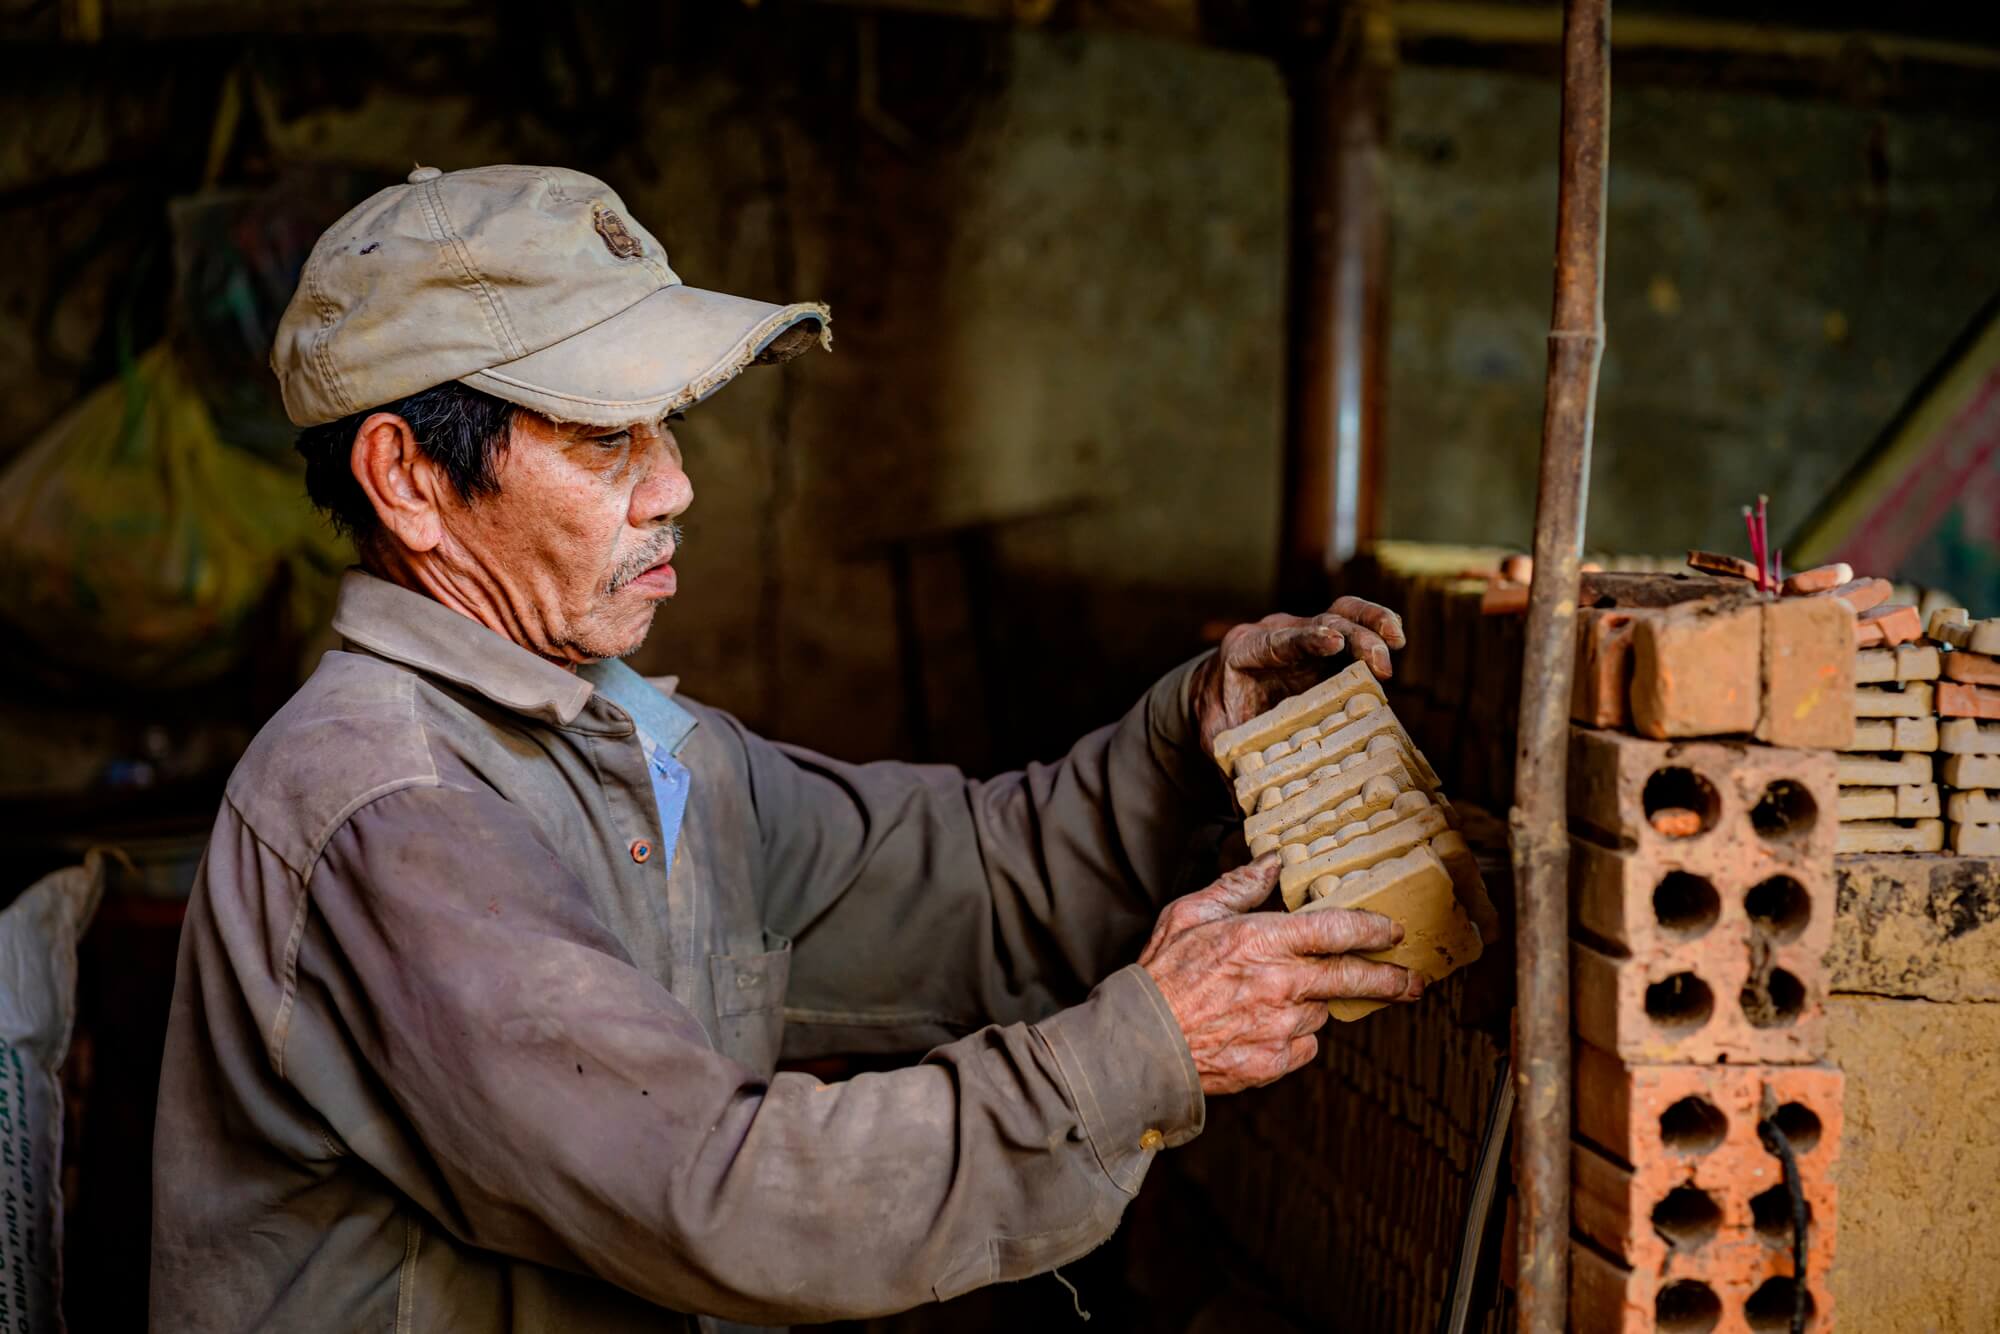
{"left": 607, "top": 523, "right": 684, "bottom": 593}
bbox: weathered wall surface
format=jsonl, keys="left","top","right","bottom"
{"left": 1386, "top": 67, "right": 2000, "bottom": 562}
{"left": 1825, "top": 994, "right": 2000, "bottom": 1331}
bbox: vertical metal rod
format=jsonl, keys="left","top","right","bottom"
{"left": 1511, "top": 0, "right": 1609, "bottom": 1329}
{"left": 1280, "top": 0, "right": 1391, "bottom": 605}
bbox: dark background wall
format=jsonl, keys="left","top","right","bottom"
{"left": 4, "top": 3, "right": 1994, "bottom": 782}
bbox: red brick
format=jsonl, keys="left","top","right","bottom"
{"left": 1480, "top": 581, "right": 1528, "bottom": 615}
{"left": 1829, "top": 576, "right": 1891, "bottom": 613}
{"left": 1780, "top": 562, "right": 1851, "bottom": 595}
{"left": 1939, "top": 680, "right": 2000, "bottom": 720}
{"left": 1943, "top": 650, "right": 2000, "bottom": 686}
{"left": 1571, "top": 1050, "right": 1841, "bottom": 1330}
{"left": 1854, "top": 603, "right": 1921, "bottom": 647}
{"left": 1631, "top": 601, "right": 1762, "bottom": 739}
{"left": 1686, "top": 549, "right": 1761, "bottom": 582}
{"left": 1759, "top": 595, "right": 1855, "bottom": 748}
{"left": 1572, "top": 607, "right": 1638, "bottom": 728}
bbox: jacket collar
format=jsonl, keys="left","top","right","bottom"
{"left": 330, "top": 569, "right": 604, "bottom": 729}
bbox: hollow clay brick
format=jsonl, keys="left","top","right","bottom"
{"left": 1941, "top": 718, "right": 2000, "bottom": 755}
{"left": 1630, "top": 601, "right": 1761, "bottom": 739}
{"left": 1279, "top": 802, "right": 1450, "bottom": 909}
{"left": 1758, "top": 594, "right": 1855, "bottom": 748}
{"left": 1570, "top": 1047, "right": 1841, "bottom": 1329}
{"left": 1939, "top": 680, "right": 2000, "bottom": 720}
{"left": 1285, "top": 787, "right": 1430, "bottom": 862}
{"left": 1837, "top": 752, "right": 1932, "bottom": 787}
{"left": 1296, "top": 844, "right": 1482, "bottom": 1021}
{"left": 1780, "top": 562, "right": 1851, "bottom": 595}
{"left": 1947, "top": 790, "right": 2000, "bottom": 824}
{"left": 1686, "top": 549, "right": 1761, "bottom": 582}
{"left": 1852, "top": 681, "right": 1934, "bottom": 718}
{"left": 1838, "top": 785, "right": 1936, "bottom": 820}
{"left": 1212, "top": 659, "right": 1384, "bottom": 772}
{"left": 1836, "top": 818, "right": 1945, "bottom": 854}
{"left": 1568, "top": 836, "right": 1833, "bottom": 972}
{"left": 1243, "top": 745, "right": 1416, "bottom": 850}
{"left": 1568, "top": 727, "right": 1838, "bottom": 871}
{"left": 1233, "top": 708, "right": 1438, "bottom": 816}
{"left": 1841, "top": 716, "right": 1938, "bottom": 753}
{"left": 1571, "top": 607, "right": 1637, "bottom": 728}
{"left": 1942, "top": 649, "right": 2000, "bottom": 686}
{"left": 1572, "top": 930, "right": 1827, "bottom": 1066}
{"left": 1928, "top": 607, "right": 2000, "bottom": 656}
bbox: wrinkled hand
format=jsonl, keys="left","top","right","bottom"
{"left": 1190, "top": 597, "right": 1407, "bottom": 756}
{"left": 1139, "top": 855, "right": 1422, "bottom": 1096}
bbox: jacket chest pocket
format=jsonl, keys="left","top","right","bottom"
{"left": 708, "top": 934, "right": 791, "bottom": 1078}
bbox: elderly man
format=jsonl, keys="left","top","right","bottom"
{"left": 150, "top": 165, "right": 1421, "bottom": 1332}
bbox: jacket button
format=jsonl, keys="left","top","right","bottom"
{"left": 630, "top": 839, "right": 653, "bottom": 863}
{"left": 1139, "top": 1128, "right": 1165, "bottom": 1152}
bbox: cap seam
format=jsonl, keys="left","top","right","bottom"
{"left": 418, "top": 179, "right": 526, "bottom": 362}
{"left": 306, "top": 255, "right": 353, "bottom": 419}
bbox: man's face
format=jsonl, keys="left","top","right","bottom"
{"left": 437, "top": 412, "right": 693, "bottom": 663}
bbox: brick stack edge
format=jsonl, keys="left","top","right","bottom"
{"left": 1925, "top": 610, "right": 2000, "bottom": 855}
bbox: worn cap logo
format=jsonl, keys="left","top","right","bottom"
{"left": 594, "top": 206, "right": 643, "bottom": 260}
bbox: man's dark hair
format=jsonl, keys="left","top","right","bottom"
{"left": 295, "top": 381, "right": 515, "bottom": 543}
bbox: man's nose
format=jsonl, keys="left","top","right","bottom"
{"left": 632, "top": 447, "right": 692, "bottom": 526}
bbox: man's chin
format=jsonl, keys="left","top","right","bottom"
{"left": 561, "top": 605, "right": 661, "bottom": 664}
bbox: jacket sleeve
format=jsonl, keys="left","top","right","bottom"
{"left": 725, "top": 655, "right": 1232, "bottom": 1057}
{"left": 289, "top": 781, "right": 1201, "bottom": 1324}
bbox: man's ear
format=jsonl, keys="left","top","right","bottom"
{"left": 351, "top": 412, "right": 448, "bottom": 553}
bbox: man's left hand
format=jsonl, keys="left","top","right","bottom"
{"left": 1190, "top": 597, "right": 1407, "bottom": 757}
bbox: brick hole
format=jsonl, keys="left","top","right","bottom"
{"left": 1745, "top": 1276, "right": 1817, "bottom": 1330}
{"left": 1644, "top": 971, "right": 1715, "bottom": 1032}
{"left": 1751, "top": 1182, "right": 1813, "bottom": 1237}
{"left": 1650, "top": 1183, "right": 1723, "bottom": 1247}
{"left": 1750, "top": 780, "right": 1818, "bottom": 843}
{"left": 1741, "top": 968, "right": 1807, "bottom": 1029}
{"left": 1769, "top": 1101, "right": 1823, "bottom": 1153}
{"left": 1643, "top": 767, "right": 1720, "bottom": 839}
{"left": 1745, "top": 875, "right": 1811, "bottom": 942}
{"left": 1658, "top": 1095, "right": 1727, "bottom": 1154}
{"left": 1655, "top": 1279, "right": 1722, "bottom": 1332}
{"left": 1653, "top": 871, "right": 1721, "bottom": 937}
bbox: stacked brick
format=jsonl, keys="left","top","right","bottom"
{"left": 1930, "top": 609, "right": 2000, "bottom": 855}
{"left": 1211, "top": 660, "right": 1494, "bottom": 1018}
{"left": 1839, "top": 621, "right": 1944, "bottom": 853}
{"left": 1565, "top": 576, "right": 1848, "bottom": 1330}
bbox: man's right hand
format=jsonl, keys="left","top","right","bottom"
{"left": 1139, "top": 854, "right": 1422, "bottom": 1096}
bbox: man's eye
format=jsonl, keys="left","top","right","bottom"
{"left": 592, "top": 431, "right": 632, "bottom": 449}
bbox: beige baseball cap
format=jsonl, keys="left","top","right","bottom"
{"left": 271, "top": 163, "right": 830, "bottom": 428}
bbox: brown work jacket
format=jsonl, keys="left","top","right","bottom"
{"left": 150, "top": 570, "right": 1218, "bottom": 1332}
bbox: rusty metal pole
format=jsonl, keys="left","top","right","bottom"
{"left": 1279, "top": 0, "right": 1392, "bottom": 606}
{"left": 1512, "top": 0, "right": 1609, "bottom": 1329}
